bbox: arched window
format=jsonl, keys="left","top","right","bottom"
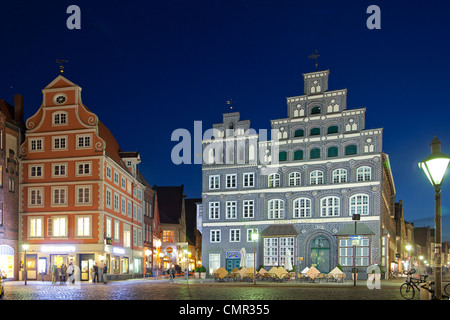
{"left": 268, "top": 173, "right": 280, "bottom": 188}
{"left": 310, "top": 148, "right": 320, "bottom": 159}
{"left": 327, "top": 147, "right": 338, "bottom": 158}
{"left": 350, "top": 194, "right": 369, "bottom": 216}
{"left": 310, "top": 170, "right": 323, "bottom": 185}
{"left": 294, "top": 129, "right": 304, "bottom": 137}
{"left": 279, "top": 151, "right": 287, "bottom": 162}
{"left": 310, "top": 128, "right": 320, "bottom": 136}
{"left": 268, "top": 199, "right": 285, "bottom": 219}
{"left": 357, "top": 166, "right": 372, "bottom": 181}
{"left": 293, "top": 198, "right": 311, "bottom": 218}
{"left": 345, "top": 144, "right": 357, "bottom": 155}
{"left": 327, "top": 126, "right": 338, "bottom": 134}
{"left": 289, "top": 172, "right": 301, "bottom": 186}
{"left": 332, "top": 169, "right": 347, "bottom": 183}
{"left": 320, "top": 197, "right": 340, "bottom": 217}
{"left": 294, "top": 150, "right": 303, "bottom": 160}
{"left": 311, "top": 106, "right": 321, "bottom": 115}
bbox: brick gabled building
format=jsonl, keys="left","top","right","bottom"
{"left": 0, "top": 94, "right": 25, "bottom": 280}
{"left": 19, "top": 75, "right": 145, "bottom": 281}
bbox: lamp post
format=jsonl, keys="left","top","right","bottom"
{"left": 22, "top": 243, "right": 29, "bottom": 285}
{"left": 405, "top": 243, "right": 412, "bottom": 272}
{"left": 252, "top": 232, "right": 259, "bottom": 285}
{"left": 352, "top": 213, "right": 360, "bottom": 287}
{"left": 418, "top": 136, "right": 450, "bottom": 300}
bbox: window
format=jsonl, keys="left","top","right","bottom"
{"left": 243, "top": 173, "right": 254, "bottom": 187}
{"left": 247, "top": 229, "right": 258, "bottom": 242}
{"left": 114, "top": 172, "right": 119, "bottom": 185}
{"left": 339, "top": 238, "right": 370, "bottom": 266}
{"left": 294, "top": 129, "right": 304, "bottom": 137}
{"left": 311, "top": 106, "right": 321, "bottom": 115}
{"left": 53, "top": 136, "right": 67, "bottom": 150}
{"left": 279, "top": 151, "right": 287, "bottom": 161}
{"left": 268, "top": 173, "right": 280, "bottom": 188}
{"left": 52, "top": 187, "right": 67, "bottom": 205}
{"left": 106, "top": 166, "right": 112, "bottom": 179}
{"left": 327, "top": 126, "right": 338, "bottom": 134}
{"left": 121, "top": 198, "right": 126, "bottom": 215}
{"left": 357, "top": 166, "right": 372, "bottom": 181}
{"left": 268, "top": 199, "right": 284, "bottom": 219}
{"left": 163, "top": 230, "right": 174, "bottom": 242}
{"left": 320, "top": 197, "right": 340, "bottom": 217}
{"left": 53, "top": 112, "right": 67, "bottom": 125}
{"left": 52, "top": 216, "right": 67, "bottom": 237}
{"left": 332, "top": 169, "right": 347, "bottom": 183}
{"left": 328, "top": 147, "right": 338, "bottom": 158}
{"left": 345, "top": 144, "right": 357, "bottom": 155}
{"left": 76, "top": 186, "right": 91, "bottom": 205}
{"left": 310, "top": 170, "right": 323, "bottom": 185}
{"left": 293, "top": 198, "right": 311, "bottom": 218}
{"left": 210, "top": 230, "right": 221, "bottom": 243}
{"left": 106, "top": 217, "right": 112, "bottom": 238}
{"left": 289, "top": 172, "right": 301, "bottom": 186}
{"left": 310, "top": 148, "right": 320, "bottom": 159}
{"left": 123, "top": 225, "right": 131, "bottom": 248}
{"left": 243, "top": 200, "right": 254, "bottom": 218}
{"left": 350, "top": 194, "right": 369, "bottom": 216}
{"left": 127, "top": 201, "right": 132, "bottom": 218}
{"left": 310, "top": 128, "right": 320, "bottom": 136}
{"left": 76, "top": 216, "right": 91, "bottom": 237}
{"left": 77, "top": 135, "right": 91, "bottom": 148}
{"left": 293, "top": 150, "right": 303, "bottom": 160}
{"left": 121, "top": 177, "right": 126, "bottom": 189}
{"left": 209, "top": 202, "right": 220, "bottom": 219}
{"left": 53, "top": 163, "right": 67, "bottom": 177}
{"left": 29, "top": 217, "right": 43, "bottom": 238}
{"left": 264, "top": 237, "right": 294, "bottom": 267}
{"left": 114, "top": 220, "right": 120, "bottom": 242}
{"left": 30, "top": 165, "right": 43, "bottom": 178}
{"left": 114, "top": 194, "right": 120, "bottom": 212}
{"left": 29, "top": 188, "right": 43, "bottom": 206}
{"left": 30, "top": 138, "right": 43, "bottom": 151}
{"left": 264, "top": 237, "right": 278, "bottom": 266}
{"left": 230, "top": 229, "right": 240, "bottom": 242}
{"left": 106, "top": 189, "right": 112, "bottom": 208}
{"left": 226, "top": 174, "right": 236, "bottom": 188}
{"left": 77, "top": 162, "right": 91, "bottom": 176}
{"left": 226, "top": 201, "right": 236, "bottom": 219}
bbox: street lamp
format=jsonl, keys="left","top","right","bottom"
{"left": 352, "top": 214, "right": 360, "bottom": 287}
{"left": 405, "top": 244, "right": 412, "bottom": 272}
{"left": 251, "top": 232, "right": 259, "bottom": 285}
{"left": 418, "top": 136, "right": 450, "bottom": 299}
{"left": 22, "top": 243, "right": 29, "bottom": 285}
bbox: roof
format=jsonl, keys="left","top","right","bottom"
{"left": 335, "top": 223, "right": 375, "bottom": 236}
{"left": 119, "top": 151, "right": 140, "bottom": 159}
{"left": 97, "top": 121, "right": 129, "bottom": 172}
{"left": 261, "top": 224, "right": 298, "bottom": 237}
{"left": 156, "top": 186, "right": 185, "bottom": 224}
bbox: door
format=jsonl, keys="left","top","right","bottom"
{"left": 79, "top": 254, "right": 94, "bottom": 281}
{"left": 310, "top": 236, "right": 331, "bottom": 273}
{"left": 226, "top": 259, "right": 240, "bottom": 273}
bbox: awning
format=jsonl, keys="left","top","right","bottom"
{"left": 261, "top": 224, "right": 298, "bottom": 237}
{"left": 335, "top": 223, "right": 375, "bottom": 236}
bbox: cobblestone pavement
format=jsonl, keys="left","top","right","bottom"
{"left": 2, "top": 278, "right": 411, "bottom": 300}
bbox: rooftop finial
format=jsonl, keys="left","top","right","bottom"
{"left": 226, "top": 99, "right": 235, "bottom": 110}
{"left": 308, "top": 50, "right": 320, "bottom": 71}
{"left": 56, "top": 56, "right": 69, "bottom": 74}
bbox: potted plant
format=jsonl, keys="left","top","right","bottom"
{"left": 194, "top": 267, "right": 201, "bottom": 278}
{"left": 352, "top": 267, "right": 358, "bottom": 281}
{"left": 199, "top": 266, "right": 207, "bottom": 279}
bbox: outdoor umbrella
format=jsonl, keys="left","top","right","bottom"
{"left": 240, "top": 248, "right": 246, "bottom": 268}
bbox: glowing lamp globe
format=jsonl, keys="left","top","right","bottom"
{"left": 418, "top": 137, "right": 450, "bottom": 188}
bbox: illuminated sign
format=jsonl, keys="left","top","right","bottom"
{"left": 41, "top": 245, "right": 76, "bottom": 253}
{"left": 113, "top": 247, "right": 125, "bottom": 255}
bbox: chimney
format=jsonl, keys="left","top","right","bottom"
{"left": 14, "top": 94, "right": 24, "bottom": 127}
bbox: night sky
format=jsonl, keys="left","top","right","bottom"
{"left": 1, "top": 0, "right": 450, "bottom": 241}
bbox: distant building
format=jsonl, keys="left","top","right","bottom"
{"left": 185, "top": 198, "right": 202, "bottom": 270}
{"left": 201, "top": 69, "right": 394, "bottom": 279}
{"left": 0, "top": 94, "right": 25, "bottom": 280}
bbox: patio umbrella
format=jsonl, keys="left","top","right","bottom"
{"left": 284, "top": 249, "right": 293, "bottom": 271}
{"left": 240, "top": 248, "right": 247, "bottom": 268}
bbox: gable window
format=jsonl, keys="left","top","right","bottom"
{"left": 328, "top": 147, "right": 338, "bottom": 158}
{"left": 77, "top": 135, "right": 91, "bottom": 148}
{"left": 294, "top": 150, "right": 303, "bottom": 160}
{"left": 53, "top": 112, "right": 67, "bottom": 125}
{"left": 30, "top": 138, "right": 43, "bottom": 152}
{"left": 345, "top": 144, "right": 357, "bottom": 155}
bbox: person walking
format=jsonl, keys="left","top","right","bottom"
{"left": 51, "top": 264, "right": 58, "bottom": 284}
{"left": 93, "top": 262, "right": 99, "bottom": 283}
{"left": 67, "top": 262, "right": 75, "bottom": 284}
{"left": 102, "top": 263, "right": 108, "bottom": 284}
{"left": 60, "top": 264, "right": 67, "bottom": 283}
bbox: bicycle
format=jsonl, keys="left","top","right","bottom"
{"left": 389, "top": 269, "right": 401, "bottom": 280}
{"left": 400, "top": 269, "right": 449, "bottom": 300}
{"left": 0, "top": 272, "right": 6, "bottom": 299}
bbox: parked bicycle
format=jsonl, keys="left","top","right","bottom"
{"left": 400, "top": 269, "right": 449, "bottom": 300}
{"left": 0, "top": 271, "right": 6, "bottom": 299}
{"left": 389, "top": 269, "right": 402, "bottom": 279}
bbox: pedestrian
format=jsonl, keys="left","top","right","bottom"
{"left": 51, "top": 264, "right": 58, "bottom": 284}
{"left": 60, "top": 264, "right": 67, "bottom": 283}
{"left": 93, "top": 262, "right": 99, "bottom": 283}
{"left": 102, "top": 263, "right": 108, "bottom": 284}
{"left": 67, "top": 262, "right": 75, "bottom": 284}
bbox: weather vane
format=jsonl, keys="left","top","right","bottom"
{"left": 308, "top": 50, "right": 320, "bottom": 71}
{"left": 226, "top": 99, "right": 235, "bottom": 110}
{"left": 56, "top": 56, "right": 69, "bottom": 74}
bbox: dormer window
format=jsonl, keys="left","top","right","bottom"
{"left": 127, "top": 161, "right": 132, "bottom": 167}
{"left": 53, "top": 111, "right": 67, "bottom": 125}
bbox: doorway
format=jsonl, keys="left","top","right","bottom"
{"left": 226, "top": 258, "right": 240, "bottom": 273}
{"left": 310, "top": 236, "right": 331, "bottom": 273}
{"left": 79, "top": 254, "right": 94, "bottom": 281}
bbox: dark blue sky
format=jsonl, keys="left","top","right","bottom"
{"left": 1, "top": 0, "right": 450, "bottom": 240}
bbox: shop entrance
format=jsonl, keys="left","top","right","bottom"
{"left": 0, "top": 245, "right": 14, "bottom": 279}
{"left": 310, "top": 236, "right": 331, "bottom": 273}
{"left": 79, "top": 254, "right": 94, "bottom": 281}
{"left": 225, "top": 259, "right": 240, "bottom": 273}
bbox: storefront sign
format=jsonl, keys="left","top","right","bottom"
{"left": 41, "top": 245, "right": 76, "bottom": 253}
{"left": 113, "top": 247, "right": 125, "bottom": 255}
